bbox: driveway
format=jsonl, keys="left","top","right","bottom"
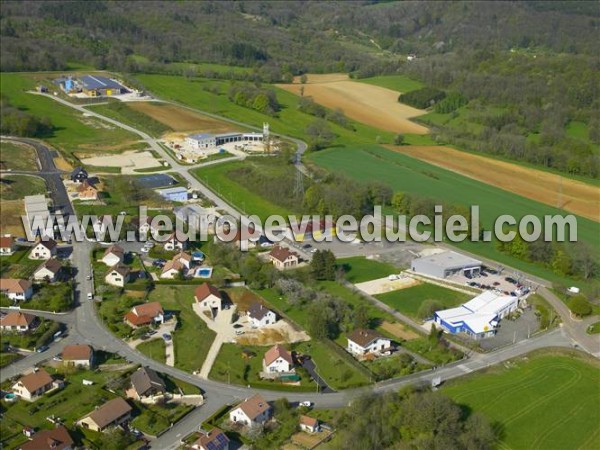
{"left": 300, "top": 357, "right": 335, "bottom": 393}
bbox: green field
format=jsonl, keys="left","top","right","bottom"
{"left": 375, "top": 283, "right": 471, "bottom": 319}
{"left": 88, "top": 102, "right": 172, "bottom": 137}
{"left": 0, "top": 175, "right": 46, "bottom": 200}
{"left": 135, "top": 74, "right": 395, "bottom": 145}
{"left": 356, "top": 74, "right": 424, "bottom": 93}
{"left": 193, "top": 161, "right": 293, "bottom": 220}
{"left": 1, "top": 73, "right": 138, "bottom": 159}
{"left": 0, "top": 141, "right": 39, "bottom": 171}
{"left": 443, "top": 351, "right": 600, "bottom": 450}
{"left": 147, "top": 285, "right": 216, "bottom": 373}
{"left": 136, "top": 339, "right": 166, "bottom": 364}
{"left": 308, "top": 144, "right": 600, "bottom": 284}
{"left": 338, "top": 256, "right": 400, "bottom": 283}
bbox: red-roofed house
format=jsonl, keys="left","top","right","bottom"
{"left": 18, "top": 425, "right": 74, "bottom": 450}
{"left": 299, "top": 415, "right": 320, "bottom": 433}
{"left": 189, "top": 427, "right": 230, "bottom": 450}
{"left": 105, "top": 264, "right": 131, "bottom": 287}
{"left": 268, "top": 245, "right": 299, "bottom": 270}
{"left": 62, "top": 344, "right": 94, "bottom": 367}
{"left": 0, "top": 278, "right": 33, "bottom": 301}
{"left": 193, "top": 283, "right": 223, "bottom": 314}
{"left": 0, "top": 235, "right": 16, "bottom": 255}
{"left": 0, "top": 311, "right": 37, "bottom": 332}
{"left": 229, "top": 394, "right": 272, "bottom": 427}
{"left": 124, "top": 302, "right": 164, "bottom": 328}
{"left": 12, "top": 368, "right": 60, "bottom": 401}
{"left": 77, "top": 180, "right": 98, "bottom": 200}
{"left": 262, "top": 344, "right": 294, "bottom": 374}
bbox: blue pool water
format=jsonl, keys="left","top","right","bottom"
{"left": 195, "top": 267, "right": 213, "bottom": 278}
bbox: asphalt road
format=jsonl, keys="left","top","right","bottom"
{"left": 5, "top": 92, "right": 595, "bottom": 449}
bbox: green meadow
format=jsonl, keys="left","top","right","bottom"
{"left": 443, "top": 351, "right": 600, "bottom": 450}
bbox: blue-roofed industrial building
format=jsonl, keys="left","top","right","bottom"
{"left": 155, "top": 186, "right": 188, "bottom": 202}
{"left": 55, "top": 74, "right": 128, "bottom": 97}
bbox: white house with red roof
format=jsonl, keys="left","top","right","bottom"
{"left": 0, "top": 235, "right": 16, "bottom": 255}
{"left": 29, "top": 239, "right": 57, "bottom": 260}
{"left": 262, "top": 344, "right": 295, "bottom": 374}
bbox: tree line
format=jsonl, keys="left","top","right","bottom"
{"left": 227, "top": 83, "right": 281, "bottom": 116}
{"left": 0, "top": 96, "right": 54, "bottom": 138}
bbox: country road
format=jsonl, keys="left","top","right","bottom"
{"left": 1, "top": 91, "right": 597, "bottom": 449}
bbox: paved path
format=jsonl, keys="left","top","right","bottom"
{"left": 195, "top": 308, "right": 236, "bottom": 379}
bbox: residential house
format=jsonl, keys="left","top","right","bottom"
{"left": 78, "top": 397, "right": 132, "bottom": 432}
{"left": 268, "top": 245, "right": 299, "bottom": 270}
{"left": 160, "top": 252, "right": 191, "bottom": 279}
{"left": 247, "top": 303, "right": 277, "bottom": 328}
{"left": 33, "top": 258, "right": 62, "bottom": 282}
{"left": 124, "top": 301, "right": 164, "bottom": 328}
{"left": 164, "top": 233, "right": 188, "bottom": 251}
{"left": 347, "top": 329, "right": 392, "bottom": 357}
{"left": 12, "top": 369, "right": 57, "bottom": 401}
{"left": 0, "top": 278, "right": 33, "bottom": 301}
{"left": 62, "top": 344, "right": 94, "bottom": 367}
{"left": 299, "top": 415, "right": 320, "bottom": 433}
{"left": 77, "top": 180, "right": 98, "bottom": 200}
{"left": 0, "top": 235, "right": 16, "bottom": 255}
{"left": 101, "top": 244, "right": 124, "bottom": 266}
{"left": 92, "top": 215, "right": 109, "bottom": 235}
{"left": 0, "top": 311, "right": 36, "bottom": 332}
{"left": 193, "top": 283, "right": 223, "bottom": 314}
{"left": 29, "top": 239, "right": 57, "bottom": 260}
{"left": 229, "top": 394, "right": 272, "bottom": 427}
{"left": 105, "top": 263, "right": 131, "bottom": 287}
{"left": 19, "top": 425, "right": 74, "bottom": 450}
{"left": 262, "top": 344, "right": 294, "bottom": 374}
{"left": 70, "top": 166, "right": 88, "bottom": 183}
{"left": 126, "top": 367, "right": 166, "bottom": 401}
{"left": 189, "top": 427, "right": 230, "bottom": 450}
{"left": 133, "top": 216, "right": 159, "bottom": 237}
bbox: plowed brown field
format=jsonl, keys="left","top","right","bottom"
{"left": 386, "top": 145, "right": 600, "bottom": 222}
{"left": 277, "top": 73, "right": 429, "bottom": 134}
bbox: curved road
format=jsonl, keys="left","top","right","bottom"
{"left": 4, "top": 93, "right": 597, "bottom": 448}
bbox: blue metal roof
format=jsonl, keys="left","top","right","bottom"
{"left": 80, "top": 75, "right": 125, "bottom": 91}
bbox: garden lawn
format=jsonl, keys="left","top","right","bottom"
{"left": 0, "top": 352, "right": 22, "bottom": 368}
{"left": 587, "top": 321, "right": 600, "bottom": 334}
{"left": 136, "top": 339, "right": 166, "bottom": 364}
{"left": 209, "top": 343, "right": 315, "bottom": 392}
{"left": 375, "top": 283, "right": 471, "bottom": 319}
{"left": 132, "top": 403, "right": 193, "bottom": 436}
{"left": 443, "top": 351, "right": 600, "bottom": 450}
{"left": 339, "top": 256, "right": 400, "bottom": 283}
{"left": 147, "top": 285, "right": 216, "bottom": 373}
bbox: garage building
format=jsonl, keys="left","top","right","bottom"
{"left": 411, "top": 251, "right": 482, "bottom": 279}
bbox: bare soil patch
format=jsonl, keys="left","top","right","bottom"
{"left": 387, "top": 145, "right": 600, "bottom": 222}
{"left": 380, "top": 320, "right": 420, "bottom": 341}
{"left": 128, "top": 102, "right": 238, "bottom": 134}
{"left": 355, "top": 276, "right": 421, "bottom": 296}
{"left": 278, "top": 73, "right": 429, "bottom": 135}
{"left": 78, "top": 150, "right": 162, "bottom": 174}
{"left": 290, "top": 429, "right": 333, "bottom": 449}
{"left": 236, "top": 320, "right": 310, "bottom": 345}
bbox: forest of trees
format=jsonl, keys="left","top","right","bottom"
{"left": 227, "top": 83, "right": 281, "bottom": 116}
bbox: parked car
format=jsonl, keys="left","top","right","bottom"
{"left": 140, "top": 247, "right": 149, "bottom": 253}
{"left": 162, "top": 333, "right": 172, "bottom": 341}
{"left": 299, "top": 401, "right": 312, "bottom": 407}
{"left": 36, "top": 345, "right": 49, "bottom": 353}
{"left": 87, "top": 293, "right": 93, "bottom": 300}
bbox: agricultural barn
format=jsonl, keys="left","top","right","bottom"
{"left": 136, "top": 174, "right": 178, "bottom": 189}
{"left": 156, "top": 186, "right": 188, "bottom": 202}
{"left": 434, "top": 290, "right": 519, "bottom": 339}
{"left": 411, "top": 251, "right": 482, "bottom": 279}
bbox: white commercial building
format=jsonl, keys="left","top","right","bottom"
{"left": 411, "top": 251, "right": 482, "bottom": 279}
{"left": 434, "top": 291, "right": 519, "bottom": 339}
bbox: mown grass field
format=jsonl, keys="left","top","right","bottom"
{"left": 338, "top": 256, "right": 400, "bottom": 283}
{"left": 0, "top": 141, "right": 38, "bottom": 171}
{"left": 1, "top": 73, "right": 139, "bottom": 159}
{"left": 356, "top": 74, "right": 425, "bottom": 93}
{"left": 375, "top": 283, "right": 471, "bottom": 319}
{"left": 443, "top": 351, "right": 600, "bottom": 450}
{"left": 136, "top": 338, "right": 167, "bottom": 364}
{"left": 0, "top": 175, "right": 46, "bottom": 200}
{"left": 88, "top": 101, "right": 172, "bottom": 137}
{"left": 147, "top": 285, "right": 216, "bottom": 373}
{"left": 308, "top": 144, "right": 600, "bottom": 285}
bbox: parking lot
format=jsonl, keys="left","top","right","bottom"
{"left": 448, "top": 268, "right": 534, "bottom": 297}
